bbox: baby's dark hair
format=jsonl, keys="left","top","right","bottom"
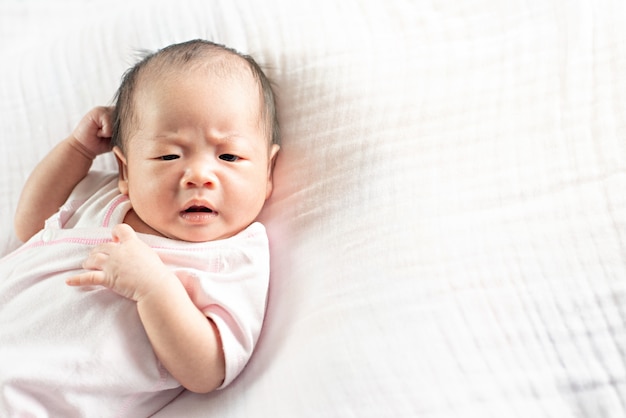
{"left": 110, "top": 39, "right": 280, "bottom": 152}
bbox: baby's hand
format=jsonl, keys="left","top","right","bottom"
{"left": 69, "top": 106, "right": 114, "bottom": 159}
{"left": 66, "top": 224, "right": 169, "bottom": 302}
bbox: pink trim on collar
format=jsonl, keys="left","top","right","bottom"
{"left": 103, "top": 194, "right": 130, "bottom": 227}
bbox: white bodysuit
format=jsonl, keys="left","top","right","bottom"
{"left": 0, "top": 172, "right": 270, "bottom": 417}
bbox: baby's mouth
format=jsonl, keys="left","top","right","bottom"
{"left": 184, "top": 205, "right": 214, "bottom": 213}
{"left": 180, "top": 203, "right": 218, "bottom": 223}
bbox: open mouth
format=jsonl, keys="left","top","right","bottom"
{"left": 184, "top": 205, "right": 214, "bottom": 214}
{"left": 180, "top": 203, "right": 218, "bottom": 223}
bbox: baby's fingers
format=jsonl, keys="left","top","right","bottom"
{"left": 66, "top": 271, "right": 106, "bottom": 287}
{"left": 82, "top": 249, "right": 110, "bottom": 271}
{"left": 82, "top": 241, "right": 117, "bottom": 270}
{"left": 96, "top": 106, "right": 114, "bottom": 138}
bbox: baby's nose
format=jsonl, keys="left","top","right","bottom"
{"left": 182, "top": 162, "right": 217, "bottom": 188}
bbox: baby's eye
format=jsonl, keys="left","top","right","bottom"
{"left": 159, "top": 155, "right": 180, "bottom": 161}
{"left": 219, "top": 154, "right": 239, "bottom": 162}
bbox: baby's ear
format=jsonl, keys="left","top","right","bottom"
{"left": 112, "top": 146, "right": 129, "bottom": 195}
{"left": 265, "top": 144, "right": 280, "bottom": 199}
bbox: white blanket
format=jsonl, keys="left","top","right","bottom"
{"left": 1, "top": 0, "right": 626, "bottom": 417}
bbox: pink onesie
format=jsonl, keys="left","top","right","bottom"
{"left": 0, "top": 172, "right": 270, "bottom": 417}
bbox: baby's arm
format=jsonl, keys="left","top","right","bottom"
{"left": 14, "top": 107, "right": 113, "bottom": 242}
{"left": 66, "top": 224, "right": 226, "bottom": 393}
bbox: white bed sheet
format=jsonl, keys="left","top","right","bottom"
{"left": 1, "top": 0, "right": 626, "bottom": 417}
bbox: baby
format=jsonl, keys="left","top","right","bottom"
{"left": 0, "top": 39, "right": 279, "bottom": 416}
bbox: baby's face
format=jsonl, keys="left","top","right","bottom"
{"left": 114, "top": 68, "right": 279, "bottom": 242}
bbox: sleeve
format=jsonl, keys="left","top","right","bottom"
{"left": 43, "top": 171, "right": 118, "bottom": 230}
{"left": 172, "top": 223, "right": 271, "bottom": 389}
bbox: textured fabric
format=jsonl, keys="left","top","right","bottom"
{"left": 0, "top": 172, "right": 270, "bottom": 416}
{"left": 1, "top": 0, "right": 626, "bottom": 417}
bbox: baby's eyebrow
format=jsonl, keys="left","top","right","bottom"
{"left": 149, "top": 131, "right": 174, "bottom": 139}
{"left": 213, "top": 130, "right": 245, "bottom": 140}
{"left": 151, "top": 133, "right": 187, "bottom": 144}
{"left": 211, "top": 133, "right": 258, "bottom": 148}
{"left": 150, "top": 131, "right": 258, "bottom": 148}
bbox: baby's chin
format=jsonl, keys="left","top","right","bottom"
{"left": 126, "top": 209, "right": 242, "bottom": 242}
{"left": 161, "top": 226, "right": 243, "bottom": 243}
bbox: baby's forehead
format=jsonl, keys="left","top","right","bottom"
{"left": 122, "top": 52, "right": 271, "bottom": 145}
{"left": 127, "top": 82, "right": 270, "bottom": 139}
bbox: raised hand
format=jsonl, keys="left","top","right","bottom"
{"left": 15, "top": 106, "right": 116, "bottom": 242}
{"left": 69, "top": 106, "right": 114, "bottom": 159}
